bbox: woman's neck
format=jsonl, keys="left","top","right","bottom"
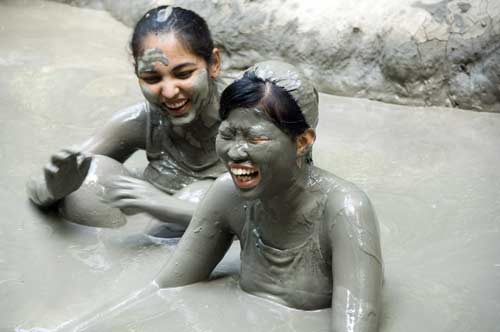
{"left": 256, "top": 163, "right": 317, "bottom": 247}
{"left": 177, "top": 102, "right": 218, "bottom": 134}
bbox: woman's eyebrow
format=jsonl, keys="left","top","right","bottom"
{"left": 172, "top": 62, "right": 197, "bottom": 71}
{"left": 220, "top": 125, "right": 235, "bottom": 132}
{"left": 139, "top": 69, "right": 157, "bottom": 74}
{"left": 247, "top": 127, "right": 267, "bottom": 135}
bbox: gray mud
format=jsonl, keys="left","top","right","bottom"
{"left": 1, "top": 1, "right": 499, "bottom": 332}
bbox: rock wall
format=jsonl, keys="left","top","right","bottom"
{"left": 52, "top": 0, "right": 500, "bottom": 112}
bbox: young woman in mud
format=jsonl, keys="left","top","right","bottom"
{"left": 147, "top": 61, "right": 382, "bottom": 331}
{"left": 27, "top": 6, "right": 226, "bottom": 234}
{"left": 61, "top": 61, "right": 383, "bottom": 332}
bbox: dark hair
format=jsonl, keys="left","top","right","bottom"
{"left": 131, "top": 6, "right": 214, "bottom": 71}
{"left": 219, "top": 72, "right": 310, "bottom": 139}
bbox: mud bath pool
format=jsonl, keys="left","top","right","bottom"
{"left": 1, "top": 1, "right": 499, "bottom": 331}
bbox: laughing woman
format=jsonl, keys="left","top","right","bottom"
{"left": 150, "top": 61, "right": 384, "bottom": 331}
{"left": 58, "top": 61, "right": 383, "bottom": 332}
{"left": 26, "top": 6, "right": 226, "bottom": 233}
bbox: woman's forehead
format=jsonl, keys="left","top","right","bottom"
{"left": 223, "top": 108, "right": 275, "bottom": 130}
{"left": 226, "top": 108, "right": 264, "bottom": 122}
{"left": 140, "top": 32, "right": 199, "bottom": 61}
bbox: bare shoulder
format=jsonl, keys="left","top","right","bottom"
{"left": 82, "top": 102, "right": 149, "bottom": 156}
{"left": 106, "top": 102, "right": 148, "bottom": 129}
{"left": 194, "top": 173, "right": 246, "bottom": 232}
{"left": 312, "top": 167, "right": 374, "bottom": 223}
{"left": 316, "top": 168, "right": 382, "bottom": 265}
{"left": 203, "top": 173, "right": 242, "bottom": 204}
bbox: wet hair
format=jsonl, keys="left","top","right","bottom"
{"left": 130, "top": 6, "right": 214, "bottom": 71}
{"left": 219, "top": 71, "right": 310, "bottom": 139}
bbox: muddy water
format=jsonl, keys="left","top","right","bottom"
{"left": 1, "top": 1, "right": 499, "bottom": 332}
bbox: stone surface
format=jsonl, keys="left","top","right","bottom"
{"left": 51, "top": 0, "right": 500, "bottom": 112}
{"left": 1, "top": 1, "right": 500, "bottom": 332}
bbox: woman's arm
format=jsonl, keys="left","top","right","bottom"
{"left": 55, "top": 174, "right": 239, "bottom": 331}
{"left": 27, "top": 103, "right": 148, "bottom": 207}
{"left": 79, "top": 102, "right": 147, "bottom": 160}
{"left": 154, "top": 174, "right": 239, "bottom": 287}
{"left": 327, "top": 190, "right": 384, "bottom": 332}
{"left": 104, "top": 177, "right": 214, "bottom": 227}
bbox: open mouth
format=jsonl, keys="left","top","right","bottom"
{"left": 163, "top": 99, "right": 190, "bottom": 116}
{"left": 228, "top": 162, "right": 261, "bottom": 189}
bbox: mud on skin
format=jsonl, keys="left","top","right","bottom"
{"left": 26, "top": 6, "right": 226, "bottom": 229}
{"left": 59, "top": 61, "right": 383, "bottom": 332}
{"left": 137, "top": 48, "right": 169, "bottom": 74}
{"left": 158, "top": 61, "right": 382, "bottom": 331}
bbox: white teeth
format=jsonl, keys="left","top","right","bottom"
{"left": 230, "top": 168, "right": 257, "bottom": 176}
{"left": 166, "top": 100, "right": 187, "bottom": 109}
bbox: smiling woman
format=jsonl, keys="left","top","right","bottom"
{"left": 26, "top": 6, "right": 227, "bottom": 234}
{"left": 54, "top": 60, "right": 383, "bottom": 332}
{"left": 216, "top": 70, "right": 314, "bottom": 196}
{"left": 147, "top": 61, "right": 384, "bottom": 331}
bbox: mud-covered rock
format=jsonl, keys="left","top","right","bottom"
{"left": 53, "top": 0, "right": 500, "bottom": 112}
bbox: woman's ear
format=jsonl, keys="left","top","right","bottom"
{"left": 296, "top": 128, "right": 316, "bottom": 157}
{"left": 209, "top": 48, "right": 221, "bottom": 79}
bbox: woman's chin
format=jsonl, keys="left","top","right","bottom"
{"left": 164, "top": 100, "right": 190, "bottom": 117}
{"left": 166, "top": 107, "right": 197, "bottom": 126}
{"left": 232, "top": 175, "right": 263, "bottom": 198}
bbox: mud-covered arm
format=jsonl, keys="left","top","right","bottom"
{"left": 53, "top": 175, "right": 239, "bottom": 332}
{"left": 79, "top": 102, "right": 147, "bottom": 160}
{"left": 154, "top": 174, "right": 238, "bottom": 288}
{"left": 327, "top": 191, "right": 384, "bottom": 332}
{"left": 27, "top": 103, "right": 148, "bottom": 207}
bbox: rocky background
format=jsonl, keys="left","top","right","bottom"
{"left": 51, "top": 0, "right": 500, "bottom": 112}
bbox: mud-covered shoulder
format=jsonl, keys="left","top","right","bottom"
{"left": 315, "top": 167, "right": 382, "bottom": 265}
{"left": 102, "top": 101, "right": 150, "bottom": 141}
{"left": 107, "top": 101, "right": 149, "bottom": 129}
{"left": 311, "top": 166, "right": 367, "bottom": 210}
{"left": 193, "top": 172, "right": 246, "bottom": 234}
{"left": 81, "top": 101, "right": 149, "bottom": 158}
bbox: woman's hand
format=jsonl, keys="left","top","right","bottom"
{"left": 44, "top": 149, "right": 92, "bottom": 200}
{"left": 105, "top": 175, "right": 170, "bottom": 213}
{"left": 104, "top": 176, "right": 195, "bottom": 226}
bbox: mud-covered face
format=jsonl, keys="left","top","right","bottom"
{"left": 216, "top": 108, "right": 298, "bottom": 199}
{"left": 136, "top": 33, "right": 217, "bottom": 126}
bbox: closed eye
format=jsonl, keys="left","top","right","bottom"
{"left": 218, "top": 129, "right": 234, "bottom": 139}
{"left": 249, "top": 136, "right": 270, "bottom": 144}
{"left": 141, "top": 75, "right": 161, "bottom": 84}
{"left": 172, "top": 63, "right": 197, "bottom": 79}
{"left": 175, "top": 70, "right": 195, "bottom": 79}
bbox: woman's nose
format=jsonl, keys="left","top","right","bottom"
{"left": 227, "top": 142, "right": 249, "bottom": 161}
{"left": 160, "top": 80, "right": 179, "bottom": 99}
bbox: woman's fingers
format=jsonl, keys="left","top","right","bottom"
{"left": 105, "top": 189, "right": 137, "bottom": 201}
{"left": 60, "top": 147, "right": 81, "bottom": 155}
{"left": 113, "top": 175, "right": 144, "bottom": 184}
{"left": 78, "top": 155, "right": 93, "bottom": 174}
{"left": 110, "top": 176, "right": 151, "bottom": 192}
{"left": 43, "top": 163, "right": 59, "bottom": 177}
{"left": 51, "top": 150, "right": 75, "bottom": 166}
{"left": 109, "top": 179, "right": 139, "bottom": 192}
{"left": 51, "top": 148, "right": 89, "bottom": 168}
{"left": 108, "top": 198, "right": 139, "bottom": 209}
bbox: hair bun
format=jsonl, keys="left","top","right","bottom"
{"left": 245, "top": 61, "right": 319, "bottom": 129}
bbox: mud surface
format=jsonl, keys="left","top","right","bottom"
{"left": 1, "top": 1, "right": 499, "bottom": 331}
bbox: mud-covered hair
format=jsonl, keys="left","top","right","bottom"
{"left": 131, "top": 6, "right": 214, "bottom": 72}
{"left": 219, "top": 71, "right": 310, "bottom": 139}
